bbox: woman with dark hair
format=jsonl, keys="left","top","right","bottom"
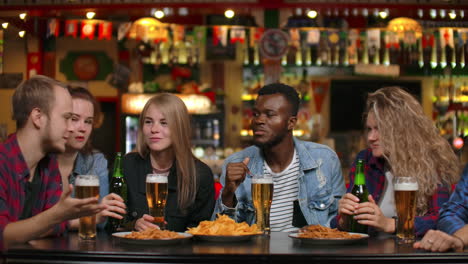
{"left": 123, "top": 93, "right": 215, "bottom": 232}
{"left": 333, "top": 86, "right": 461, "bottom": 237}
{"left": 58, "top": 86, "right": 126, "bottom": 230}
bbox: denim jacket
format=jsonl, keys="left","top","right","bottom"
{"left": 213, "top": 138, "right": 345, "bottom": 227}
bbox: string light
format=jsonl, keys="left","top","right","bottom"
{"left": 417, "top": 9, "right": 423, "bottom": 18}
{"left": 307, "top": 10, "right": 318, "bottom": 19}
{"left": 224, "top": 9, "right": 235, "bottom": 19}
{"left": 18, "top": 31, "right": 25, "bottom": 38}
{"left": 1, "top": 22, "right": 8, "bottom": 29}
{"left": 86, "top": 12, "right": 95, "bottom": 19}
{"left": 178, "top": 7, "right": 188, "bottom": 16}
{"left": 154, "top": 10, "right": 165, "bottom": 19}
{"left": 430, "top": 9, "right": 437, "bottom": 19}
{"left": 449, "top": 10, "right": 457, "bottom": 19}
{"left": 19, "top": 13, "right": 27, "bottom": 20}
{"left": 440, "top": 9, "right": 446, "bottom": 19}
{"left": 379, "top": 9, "right": 389, "bottom": 19}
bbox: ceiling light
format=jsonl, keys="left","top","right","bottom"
{"left": 362, "top": 8, "right": 368, "bottom": 17}
{"left": 225, "top": 9, "right": 235, "bottom": 19}
{"left": 19, "top": 13, "right": 27, "bottom": 20}
{"left": 449, "top": 10, "right": 456, "bottom": 19}
{"left": 379, "top": 9, "right": 389, "bottom": 19}
{"left": 154, "top": 10, "right": 165, "bottom": 19}
{"left": 86, "top": 12, "right": 95, "bottom": 19}
{"left": 307, "top": 10, "right": 318, "bottom": 19}
{"left": 430, "top": 9, "right": 437, "bottom": 19}
{"left": 18, "top": 31, "right": 25, "bottom": 38}
{"left": 440, "top": 9, "right": 446, "bottom": 18}
{"left": 1, "top": 22, "right": 8, "bottom": 29}
{"left": 417, "top": 9, "right": 423, "bottom": 18}
{"left": 295, "top": 8, "right": 302, "bottom": 16}
{"left": 178, "top": 7, "right": 188, "bottom": 16}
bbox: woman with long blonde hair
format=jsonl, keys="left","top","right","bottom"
{"left": 123, "top": 93, "right": 215, "bottom": 231}
{"left": 333, "top": 86, "right": 460, "bottom": 237}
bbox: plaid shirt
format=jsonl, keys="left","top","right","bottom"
{"left": 437, "top": 164, "right": 468, "bottom": 235}
{"left": 0, "top": 133, "right": 67, "bottom": 249}
{"left": 332, "top": 149, "right": 450, "bottom": 237}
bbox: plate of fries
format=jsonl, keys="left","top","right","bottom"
{"left": 288, "top": 225, "right": 368, "bottom": 245}
{"left": 112, "top": 229, "right": 193, "bottom": 245}
{"left": 187, "top": 215, "right": 262, "bottom": 242}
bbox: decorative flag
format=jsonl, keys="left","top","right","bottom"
{"left": 385, "top": 30, "right": 399, "bottom": 49}
{"left": 367, "top": 29, "right": 381, "bottom": 49}
{"left": 213, "top": 26, "right": 228, "bottom": 46}
{"left": 117, "top": 22, "right": 132, "bottom": 41}
{"left": 171, "top": 25, "right": 185, "bottom": 44}
{"left": 193, "top": 26, "right": 206, "bottom": 45}
{"left": 422, "top": 30, "right": 435, "bottom": 49}
{"left": 154, "top": 26, "right": 169, "bottom": 43}
{"left": 65, "top": 20, "right": 78, "bottom": 38}
{"left": 327, "top": 30, "right": 340, "bottom": 48}
{"left": 311, "top": 80, "right": 329, "bottom": 114}
{"left": 249, "top": 27, "right": 264, "bottom": 47}
{"left": 81, "top": 20, "right": 95, "bottom": 40}
{"left": 440, "top": 28, "right": 454, "bottom": 48}
{"left": 27, "top": 52, "right": 42, "bottom": 78}
{"left": 403, "top": 30, "right": 417, "bottom": 46}
{"left": 47, "top": 19, "right": 59, "bottom": 38}
{"left": 289, "top": 28, "right": 300, "bottom": 48}
{"left": 98, "top": 21, "right": 112, "bottom": 40}
{"left": 230, "top": 26, "right": 245, "bottom": 44}
{"left": 306, "top": 29, "right": 320, "bottom": 45}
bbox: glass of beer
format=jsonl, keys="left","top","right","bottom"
{"left": 75, "top": 174, "right": 100, "bottom": 240}
{"left": 394, "top": 176, "right": 418, "bottom": 244}
{"left": 146, "top": 173, "right": 168, "bottom": 229}
{"left": 251, "top": 175, "right": 273, "bottom": 235}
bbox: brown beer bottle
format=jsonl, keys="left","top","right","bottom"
{"left": 348, "top": 159, "right": 369, "bottom": 234}
{"left": 106, "top": 152, "right": 128, "bottom": 233}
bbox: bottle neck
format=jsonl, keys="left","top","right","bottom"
{"left": 113, "top": 154, "right": 123, "bottom": 178}
{"left": 354, "top": 161, "right": 365, "bottom": 185}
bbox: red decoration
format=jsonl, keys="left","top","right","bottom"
{"left": 81, "top": 21, "right": 95, "bottom": 40}
{"left": 311, "top": 80, "right": 329, "bottom": 114}
{"left": 27, "top": 52, "right": 43, "bottom": 79}
{"left": 98, "top": 22, "right": 112, "bottom": 40}
{"left": 65, "top": 20, "right": 78, "bottom": 38}
{"left": 47, "top": 19, "right": 59, "bottom": 37}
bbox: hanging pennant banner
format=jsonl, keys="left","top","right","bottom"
{"left": 117, "top": 22, "right": 132, "bottom": 41}
{"left": 81, "top": 20, "right": 96, "bottom": 40}
{"left": 98, "top": 21, "right": 112, "bottom": 40}
{"left": 47, "top": 18, "right": 59, "bottom": 38}
{"left": 311, "top": 80, "right": 329, "bottom": 114}
{"left": 193, "top": 26, "right": 206, "bottom": 45}
{"left": 230, "top": 26, "right": 245, "bottom": 44}
{"left": 440, "top": 28, "right": 454, "bottom": 48}
{"left": 27, "top": 52, "right": 42, "bottom": 78}
{"left": 65, "top": 20, "right": 78, "bottom": 38}
{"left": 172, "top": 25, "right": 185, "bottom": 44}
{"left": 306, "top": 29, "right": 320, "bottom": 45}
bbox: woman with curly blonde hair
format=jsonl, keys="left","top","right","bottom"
{"left": 333, "top": 86, "right": 460, "bottom": 237}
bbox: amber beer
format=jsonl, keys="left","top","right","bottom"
{"left": 252, "top": 177, "right": 273, "bottom": 234}
{"left": 75, "top": 175, "right": 100, "bottom": 240}
{"left": 394, "top": 177, "right": 418, "bottom": 243}
{"left": 146, "top": 174, "right": 168, "bottom": 226}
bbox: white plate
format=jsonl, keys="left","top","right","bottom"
{"left": 112, "top": 232, "right": 192, "bottom": 245}
{"left": 288, "top": 232, "right": 369, "bottom": 245}
{"left": 192, "top": 234, "right": 261, "bottom": 242}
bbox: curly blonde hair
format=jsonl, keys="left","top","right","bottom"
{"left": 366, "top": 86, "right": 460, "bottom": 215}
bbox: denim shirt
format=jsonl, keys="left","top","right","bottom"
{"left": 213, "top": 138, "right": 345, "bottom": 227}
{"left": 69, "top": 152, "right": 109, "bottom": 229}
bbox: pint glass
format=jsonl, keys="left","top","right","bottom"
{"left": 394, "top": 177, "right": 418, "bottom": 243}
{"left": 251, "top": 176, "right": 273, "bottom": 234}
{"left": 146, "top": 174, "right": 168, "bottom": 228}
{"left": 75, "top": 174, "right": 100, "bottom": 240}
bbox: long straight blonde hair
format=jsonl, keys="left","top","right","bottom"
{"left": 136, "top": 93, "right": 197, "bottom": 213}
{"left": 366, "top": 87, "right": 460, "bottom": 215}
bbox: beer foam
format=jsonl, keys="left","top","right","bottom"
{"left": 75, "top": 175, "right": 99, "bottom": 186}
{"left": 146, "top": 174, "right": 168, "bottom": 183}
{"left": 251, "top": 177, "right": 273, "bottom": 184}
{"left": 394, "top": 182, "right": 418, "bottom": 191}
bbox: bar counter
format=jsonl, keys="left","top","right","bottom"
{"left": 3, "top": 232, "right": 468, "bottom": 264}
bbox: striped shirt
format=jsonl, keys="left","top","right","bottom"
{"left": 263, "top": 149, "right": 300, "bottom": 232}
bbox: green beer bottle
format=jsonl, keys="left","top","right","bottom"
{"left": 348, "top": 159, "right": 369, "bottom": 234}
{"left": 106, "top": 152, "right": 127, "bottom": 233}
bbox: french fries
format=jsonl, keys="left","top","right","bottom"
{"left": 187, "top": 214, "right": 261, "bottom": 236}
{"left": 298, "top": 225, "right": 362, "bottom": 239}
{"left": 124, "top": 228, "right": 183, "bottom": 239}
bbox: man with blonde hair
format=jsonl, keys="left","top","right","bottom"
{"left": 0, "top": 75, "right": 105, "bottom": 249}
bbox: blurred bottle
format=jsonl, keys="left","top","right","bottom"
{"left": 346, "top": 159, "right": 369, "bottom": 234}
{"left": 106, "top": 152, "right": 127, "bottom": 233}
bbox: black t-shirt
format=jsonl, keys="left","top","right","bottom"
{"left": 19, "top": 169, "right": 42, "bottom": 220}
